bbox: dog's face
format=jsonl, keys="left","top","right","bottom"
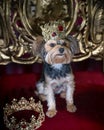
{"left": 43, "top": 39, "right": 72, "bottom": 64}
{"left": 32, "top": 35, "right": 79, "bottom": 64}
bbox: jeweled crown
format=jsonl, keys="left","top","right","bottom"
{"left": 40, "top": 20, "right": 66, "bottom": 41}
{"left": 3, "top": 97, "right": 45, "bottom": 130}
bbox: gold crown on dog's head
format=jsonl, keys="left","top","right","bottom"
{"left": 3, "top": 97, "right": 45, "bottom": 130}
{"left": 40, "top": 20, "right": 66, "bottom": 41}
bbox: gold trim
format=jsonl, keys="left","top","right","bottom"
{"left": 0, "top": 0, "right": 104, "bottom": 64}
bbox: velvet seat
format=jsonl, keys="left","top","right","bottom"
{"left": 0, "top": 59, "right": 104, "bottom": 130}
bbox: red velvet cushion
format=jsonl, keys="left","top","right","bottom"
{"left": 0, "top": 71, "right": 104, "bottom": 130}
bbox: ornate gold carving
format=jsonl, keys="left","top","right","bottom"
{"left": 3, "top": 97, "right": 45, "bottom": 130}
{"left": 0, "top": 0, "right": 104, "bottom": 64}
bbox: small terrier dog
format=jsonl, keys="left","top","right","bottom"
{"left": 32, "top": 21, "right": 79, "bottom": 118}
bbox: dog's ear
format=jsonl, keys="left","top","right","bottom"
{"left": 31, "top": 36, "right": 45, "bottom": 58}
{"left": 66, "top": 35, "right": 80, "bottom": 55}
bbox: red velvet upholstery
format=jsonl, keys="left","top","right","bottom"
{"left": 0, "top": 59, "right": 104, "bottom": 130}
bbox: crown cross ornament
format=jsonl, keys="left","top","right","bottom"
{"left": 3, "top": 97, "right": 45, "bottom": 130}
{"left": 40, "top": 20, "right": 66, "bottom": 41}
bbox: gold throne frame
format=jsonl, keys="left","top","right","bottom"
{"left": 0, "top": 0, "right": 104, "bottom": 65}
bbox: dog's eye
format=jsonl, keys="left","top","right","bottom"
{"left": 50, "top": 43, "right": 55, "bottom": 47}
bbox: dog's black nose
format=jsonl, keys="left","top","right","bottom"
{"left": 59, "top": 48, "right": 64, "bottom": 53}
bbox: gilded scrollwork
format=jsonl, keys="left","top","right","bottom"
{"left": 0, "top": 5, "right": 10, "bottom": 65}
{"left": 90, "top": 0, "right": 104, "bottom": 59}
{"left": 0, "top": 0, "right": 104, "bottom": 64}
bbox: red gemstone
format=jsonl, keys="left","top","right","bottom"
{"left": 52, "top": 32, "right": 57, "bottom": 37}
{"left": 22, "top": 125, "right": 26, "bottom": 128}
{"left": 58, "top": 25, "right": 63, "bottom": 31}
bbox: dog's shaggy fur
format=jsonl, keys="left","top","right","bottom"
{"left": 32, "top": 35, "right": 79, "bottom": 118}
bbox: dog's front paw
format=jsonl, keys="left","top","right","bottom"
{"left": 46, "top": 109, "right": 57, "bottom": 118}
{"left": 67, "top": 103, "right": 77, "bottom": 113}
